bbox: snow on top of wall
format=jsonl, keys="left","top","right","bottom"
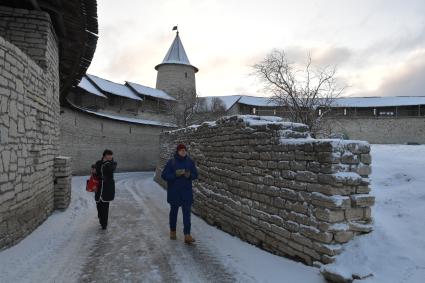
{"left": 77, "top": 76, "right": 107, "bottom": 98}
{"left": 333, "top": 172, "right": 362, "bottom": 181}
{"left": 311, "top": 192, "right": 350, "bottom": 206}
{"left": 239, "top": 115, "right": 304, "bottom": 128}
{"left": 126, "top": 81, "right": 176, "bottom": 101}
{"left": 86, "top": 74, "right": 142, "bottom": 101}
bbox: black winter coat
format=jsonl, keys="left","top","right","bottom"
{"left": 95, "top": 159, "right": 117, "bottom": 202}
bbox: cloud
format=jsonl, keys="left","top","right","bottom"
{"left": 368, "top": 49, "right": 425, "bottom": 97}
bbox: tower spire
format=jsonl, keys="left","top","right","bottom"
{"left": 155, "top": 28, "right": 198, "bottom": 72}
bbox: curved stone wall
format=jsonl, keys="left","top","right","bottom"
{"left": 59, "top": 107, "right": 172, "bottom": 175}
{"left": 0, "top": 8, "right": 59, "bottom": 249}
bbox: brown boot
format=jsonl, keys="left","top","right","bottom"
{"left": 170, "top": 230, "right": 177, "bottom": 240}
{"left": 184, "top": 234, "right": 196, "bottom": 245}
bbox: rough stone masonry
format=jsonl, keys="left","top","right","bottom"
{"left": 155, "top": 115, "right": 374, "bottom": 265}
{"left": 0, "top": 7, "right": 61, "bottom": 249}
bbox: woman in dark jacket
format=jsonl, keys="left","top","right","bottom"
{"left": 161, "top": 143, "right": 198, "bottom": 244}
{"left": 95, "top": 149, "right": 117, "bottom": 230}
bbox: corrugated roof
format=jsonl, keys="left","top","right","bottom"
{"left": 155, "top": 32, "right": 198, "bottom": 72}
{"left": 206, "top": 95, "right": 425, "bottom": 109}
{"left": 86, "top": 74, "right": 142, "bottom": 101}
{"left": 78, "top": 76, "right": 107, "bottom": 98}
{"left": 238, "top": 96, "right": 279, "bottom": 107}
{"left": 126, "top": 81, "right": 176, "bottom": 101}
{"left": 331, "top": 96, "right": 425, "bottom": 108}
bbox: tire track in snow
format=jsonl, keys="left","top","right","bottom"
{"left": 128, "top": 174, "right": 236, "bottom": 283}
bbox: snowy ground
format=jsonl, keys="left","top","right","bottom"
{"left": 0, "top": 173, "right": 323, "bottom": 283}
{"left": 323, "top": 145, "right": 425, "bottom": 283}
{"left": 1, "top": 145, "right": 424, "bottom": 283}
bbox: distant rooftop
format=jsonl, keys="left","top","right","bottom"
{"left": 201, "top": 95, "right": 425, "bottom": 110}
{"left": 331, "top": 96, "right": 425, "bottom": 108}
{"left": 68, "top": 100, "right": 176, "bottom": 128}
{"left": 78, "top": 76, "right": 107, "bottom": 98}
{"left": 155, "top": 32, "right": 198, "bottom": 72}
{"left": 126, "top": 81, "right": 176, "bottom": 101}
{"left": 86, "top": 74, "right": 142, "bottom": 101}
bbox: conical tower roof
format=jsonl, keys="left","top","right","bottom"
{"left": 155, "top": 32, "right": 198, "bottom": 72}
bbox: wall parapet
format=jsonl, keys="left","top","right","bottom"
{"left": 155, "top": 115, "right": 374, "bottom": 265}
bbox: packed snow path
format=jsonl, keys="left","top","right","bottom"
{"left": 0, "top": 172, "right": 323, "bottom": 283}
{"left": 80, "top": 174, "right": 235, "bottom": 282}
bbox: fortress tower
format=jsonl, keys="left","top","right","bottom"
{"left": 155, "top": 29, "right": 198, "bottom": 98}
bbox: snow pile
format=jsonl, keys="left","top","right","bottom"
{"left": 321, "top": 145, "right": 425, "bottom": 283}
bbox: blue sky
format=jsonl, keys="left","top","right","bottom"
{"left": 88, "top": 0, "right": 425, "bottom": 97}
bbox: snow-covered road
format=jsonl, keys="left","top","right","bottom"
{"left": 0, "top": 172, "right": 323, "bottom": 283}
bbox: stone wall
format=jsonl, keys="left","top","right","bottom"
{"left": 60, "top": 107, "right": 172, "bottom": 175}
{"left": 53, "top": 156, "right": 72, "bottom": 210}
{"left": 324, "top": 117, "right": 425, "bottom": 144}
{"left": 155, "top": 115, "right": 374, "bottom": 265}
{"left": 0, "top": 7, "right": 60, "bottom": 249}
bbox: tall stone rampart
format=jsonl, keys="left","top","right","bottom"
{"left": 0, "top": 7, "right": 60, "bottom": 249}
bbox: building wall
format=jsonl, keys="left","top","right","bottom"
{"left": 0, "top": 7, "right": 60, "bottom": 249}
{"left": 59, "top": 107, "right": 170, "bottom": 175}
{"left": 156, "top": 64, "right": 196, "bottom": 96}
{"left": 155, "top": 116, "right": 374, "bottom": 265}
{"left": 324, "top": 117, "right": 425, "bottom": 144}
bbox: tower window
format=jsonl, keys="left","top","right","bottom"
{"left": 185, "top": 72, "right": 188, "bottom": 78}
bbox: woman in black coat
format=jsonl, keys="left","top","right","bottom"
{"left": 95, "top": 149, "right": 117, "bottom": 230}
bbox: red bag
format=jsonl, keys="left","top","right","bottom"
{"left": 86, "top": 174, "right": 100, "bottom": 192}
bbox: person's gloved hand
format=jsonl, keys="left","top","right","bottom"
{"left": 175, "top": 169, "right": 185, "bottom": 177}
{"left": 184, "top": 170, "right": 191, "bottom": 179}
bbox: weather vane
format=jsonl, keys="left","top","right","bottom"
{"left": 172, "top": 25, "right": 178, "bottom": 34}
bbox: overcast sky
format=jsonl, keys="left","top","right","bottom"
{"left": 87, "top": 0, "right": 425, "bottom": 98}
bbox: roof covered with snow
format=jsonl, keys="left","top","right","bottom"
{"left": 77, "top": 76, "right": 107, "bottom": 98}
{"left": 155, "top": 32, "right": 198, "bottom": 72}
{"left": 238, "top": 96, "right": 279, "bottom": 107}
{"left": 201, "top": 95, "right": 425, "bottom": 110}
{"left": 86, "top": 74, "right": 142, "bottom": 101}
{"left": 330, "top": 96, "right": 425, "bottom": 108}
{"left": 68, "top": 100, "right": 176, "bottom": 128}
{"left": 126, "top": 81, "right": 176, "bottom": 101}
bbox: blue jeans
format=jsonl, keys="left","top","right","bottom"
{"left": 169, "top": 203, "right": 191, "bottom": 234}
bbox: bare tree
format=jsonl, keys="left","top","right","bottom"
{"left": 210, "top": 97, "right": 227, "bottom": 113}
{"left": 166, "top": 91, "right": 228, "bottom": 127}
{"left": 192, "top": 96, "right": 227, "bottom": 123}
{"left": 253, "top": 49, "right": 345, "bottom": 136}
{"left": 166, "top": 88, "right": 198, "bottom": 127}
